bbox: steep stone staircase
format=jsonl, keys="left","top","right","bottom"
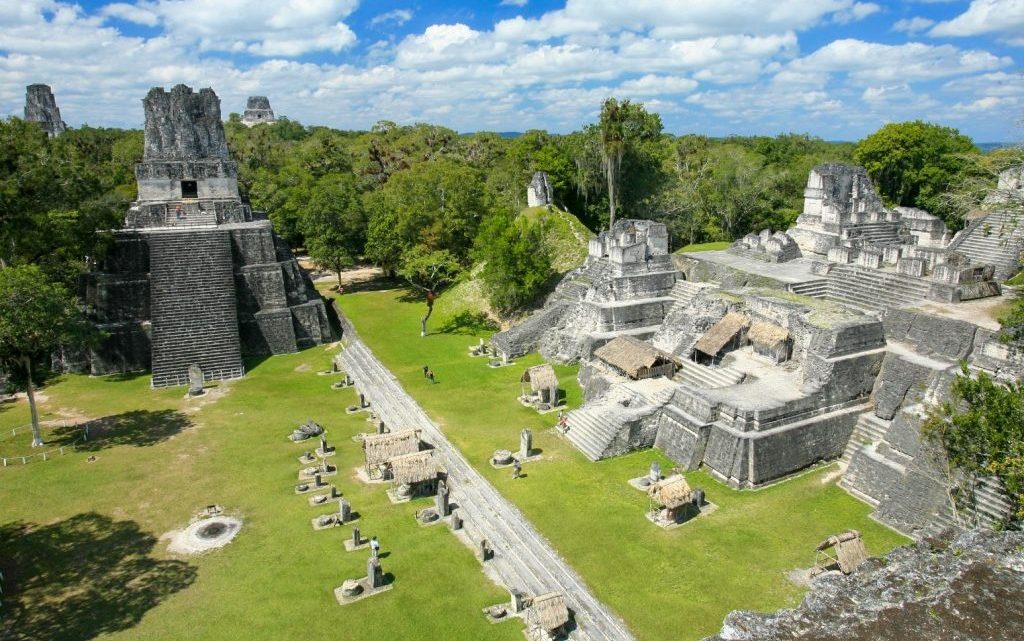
{"left": 825, "top": 264, "right": 930, "bottom": 311}
{"left": 563, "top": 382, "right": 676, "bottom": 461}
{"left": 840, "top": 412, "right": 891, "bottom": 465}
{"left": 667, "top": 280, "right": 715, "bottom": 308}
{"left": 148, "top": 230, "right": 244, "bottom": 387}
{"left": 947, "top": 209, "right": 1024, "bottom": 280}
{"left": 338, "top": 335, "right": 635, "bottom": 641}
{"left": 787, "top": 279, "right": 829, "bottom": 299}
{"left": 673, "top": 362, "right": 745, "bottom": 389}
{"left": 845, "top": 221, "right": 904, "bottom": 245}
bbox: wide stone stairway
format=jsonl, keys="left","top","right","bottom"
{"left": 563, "top": 380, "right": 676, "bottom": 461}
{"left": 948, "top": 209, "right": 1024, "bottom": 280}
{"left": 148, "top": 229, "right": 244, "bottom": 387}
{"left": 340, "top": 333, "right": 635, "bottom": 641}
{"left": 825, "top": 264, "right": 930, "bottom": 311}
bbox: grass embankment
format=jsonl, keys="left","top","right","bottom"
{"left": 0, "top": 350, "right": 516, "bottom": 641}
{"left": 675, "top": 241, "right": 731, "bottom": 253}
{"left": 335, "top": 286, "right": 909, "bottom": 641}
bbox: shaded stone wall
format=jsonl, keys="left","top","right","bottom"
{"left": 24, "top": 84, "right": 66, "bottom": 137}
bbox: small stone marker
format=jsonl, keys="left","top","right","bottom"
{"left": 187, "top": 364, "right": 205, "bottom": 396}
{"left": 352, "top": 527, "right": 361, "bottom": 547}
{"left": 649, "top": 461, "right": 661, "bottom": 482}
{"left": 359, "top": 392, "right": 367, "bottom": 408}
{"left": 339, "top": 498, "right": 351, "bottom": 523}
{"left": 376, "top": 420, "right": 386, "bottom": 435}
{"left": 510, "top": 590, "right": 526, "bottom": 614}
{"left": 693, "top": 488, "right": 705, "bottom": 508}
{"left": 436, "top": 480, "right": 451, "bottom": 517}
{"left": 367, "top": 556, "right": 383, "bottom": 589}
{"left": 320, "top": 435, "right": 328, "bottom": 452}
{"left": 340, "top": 579, "right": 362, "bottom": 597}
{"left": 314, "top": 473, "right": 323, "bottom": 487}
{"left": 520, "top": 428, "right": 532, "bottom": 459}
{"left": 478, "top": 538, "right": 491, "bottom": 562}
{"left": 450, "top": 509, "right": 463, "bottom": 531}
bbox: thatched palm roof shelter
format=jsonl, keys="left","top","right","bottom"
{"left": 363, "top": 429, "right": 420, "bottom": 469}
{"left": 694, "top": 312, "right": 750, "bottom": 358}
{"left": 521, "top": 364, "right": 558, "bottom": 391}
{"left": 748, "top": 321, "right": 789, "bottom": 348}
{"left": 593, "top": 335, "right": 677, "bottom": 379}
{"left": 388, "top": 449, "right": 437, "bottom": 485}
{"left": 815, "top": 529, "right": 869, "bottom": 574}
{"left": 527, "top": 592, "right": 570, "bottom": 632}
{"left": 647, "top": 474, "right": 694, "bottom": 509}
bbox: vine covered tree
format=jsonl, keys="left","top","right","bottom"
{"left": 475, "top": 212, "right": 552, "bottom": 314}
{"left": 0, "top": 265, "right": 93, "bottom": 447}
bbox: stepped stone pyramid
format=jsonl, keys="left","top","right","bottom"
{"left": 242, "top": 95, "right": 276, "bottom": 126}
{"left": 80, "top": 84, "right": 333, "bottom": 387}
{"left": 24, "top": 84, "right": 66, "bottom": 137}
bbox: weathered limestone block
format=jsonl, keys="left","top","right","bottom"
{"left": 871, "top": 352, "right": 939, "bottom": 420}
{"left": 827, "top": 246, "right": 853, "bottom": 263}
{"left": 24, "top": 84, "right": 66, "bottom": 137}
{"left": 142, "top": 84, "right": 230, "bottom": 161}
{"left": 527, "top": 171, "right": 553, "bottom": 207}
{"left": 896, "top": 257, "right": 925, "bottom": 277}
{"left": 882, "top": 310, "right": 977, "bottom": 360}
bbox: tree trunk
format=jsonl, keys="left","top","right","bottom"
{"left": 336, "top": 270, "right": 343, "bottom": 292}
{"left": 24, "top": 355, "right": 43, "bottom": 447}
{"left": 420, "top": 305, "right": 433, "bottom": 337}
{"left": 606, "top": 158, "right": 617, "bottom": 231}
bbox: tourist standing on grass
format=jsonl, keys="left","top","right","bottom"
{"left": 370, "top": 536, "right": 380, "bottom": 558}
{"left": 512, "top": 460, "right": 522, "bottom": 479}
{"left": 427, "top": 369, "right": 435, "bottom": 384}
{"left": 423, "top": 365, "right": 429, "bottom": 378}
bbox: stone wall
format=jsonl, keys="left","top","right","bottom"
{"left": 24, "top": 84, "right": 66, "bottom": 137}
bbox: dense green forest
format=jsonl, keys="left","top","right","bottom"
{"left": 1, "top": 101, "right": 1019, "bottom": 315}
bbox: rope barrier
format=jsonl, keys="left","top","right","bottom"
{"left": 1, "top": 420, "right": 90, "bottom": 467}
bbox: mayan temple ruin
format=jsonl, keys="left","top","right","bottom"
{"left": 242, "top": 95, "right": 277, "bottom": 126}
{"left": 79, "top": 84, "right": 333, "bottom": 387}
{"left": 23, "top": 83, "right": 67, "bottom": 137}
{"left": 495, "top": 161, "right": 1023, "bottom": 536}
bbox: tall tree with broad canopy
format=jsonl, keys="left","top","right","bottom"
{"left": 854, "top": 121, "right": 978, "bottom": 227}
{"left": 598, "top": 98, "right": 663, "bottom": 230}
{"left": 0, "top": 265, "right": 92, "bottom": 447}
{"left": 299, "top": 173, "right": 366, "bottom": 291}
{"left": 397, "top": 246, "right": 461, "bottom": 336}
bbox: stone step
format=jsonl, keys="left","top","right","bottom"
{"left": 673, "top": 362, "right": 745, "bottom": 389}
{"left": 841, "top": 412, "right": 892, "bottom": 464}
{"left": 788, "top": 279, "right": 829, "bottom": 298}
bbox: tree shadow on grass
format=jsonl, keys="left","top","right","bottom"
{"left": 437, "top": 310, "right": 499, "bottom": 336}
{"left": 0, "top": 513, "right": 197, "bottom": 641}
{"left": 50, "top": 409, "right": 191, "bottom": 451}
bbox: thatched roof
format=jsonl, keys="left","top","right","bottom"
{"left": 528, "top": 592, "right": 570, "bottom": 631}
{"left": 817, "top": 530, "right": 868, "bottom": 574}
{"left": 521, "top": 364, "right": 558, "bottom": 392}
{"left": 647, "top": 474, "right": 693, "bottom": 509}
{"left": 694, "top": 312, "right": 750, "bottom": 357}
{"left": 748, "top": 321, "right": 789, "bottom": 348}
{"left": 363, "top": 429, "right": 420, "bottom": 467}
{"left": 388, "top": 449, "right": 437, "bottom": 485}
{"left": 593, "top": 336, "right": 674, "bottom": 378}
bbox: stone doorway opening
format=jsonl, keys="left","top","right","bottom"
{"left": 180, "top": 180, "right": 198, "bottom": 199}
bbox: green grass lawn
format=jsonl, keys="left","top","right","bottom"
{"left": 0, "top": 350, "right": 517, "bottom": 641}
{"left": 675, "top": 241, "right": 731, "bottom": 253}
{"left": 334, "top": 286, "right": 910, "bottom": 641}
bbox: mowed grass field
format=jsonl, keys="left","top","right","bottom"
{"left": 0, "top": 349, "right": 518, "bottom": 641}
{"left": 334, "top": 286, "right": 909, "bottom": 641}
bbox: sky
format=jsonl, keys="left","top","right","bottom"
{"left": 1, "top": 0, "right": 1023, "bottom": 141}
